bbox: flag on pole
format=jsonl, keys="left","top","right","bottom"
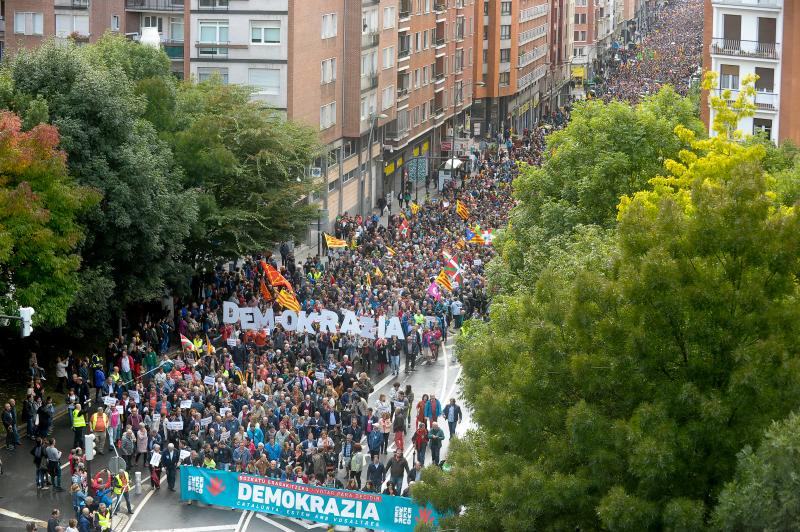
{"left": 276, "top": 289, "right": 301, "bottom": 312}
{"left": 180, "top": 334, "right": 196, "bottom": 352}
{"left": 465, "top": 228, "right": 485, "bottom": 245}
{"left": 410, "top": 202, "right": 421, "bottom": 215}
{"left": 205, "top": 335, "right": 215, "bottom": 354}
{"left": 481, "top": 229, "right": 495, "bottom": 245}
{"left": 265, "top": 264, "right": 294, "bottom": 293}
{"left": 386, "top": 245, "right": 396, "bottom": 256}
{"left": 443, "top": 251, "right": 463, "bottom": 285}
{"left": 426, "top": 280, "right": 442, "bottom": 301}
{"left": 374, "top": 267, "right": 383, "bottom": 277}
{"left": 456, "top": 238, "right": 466, "bottom": 250}
{"left": 435, "top": 270, "right": 453, "bottom": 291}
{"left": 399, "top": 218, "right": 410, "bottom": 239}
{"left": 456, "top": 200, "right": 470, "bottom": 220}
{"left": 323, "top": 233, "right": 347, "bottom": 248}
{"left": 259, "top": 279, "right": 273, "bottom": 301}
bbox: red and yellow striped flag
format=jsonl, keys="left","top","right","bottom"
{"left": 456, "top": 200, "right": 470, "bottom": 220}
{"left": 323, "top": 233, "right": 348, "bottom": 248}
{"left": 276, "top": 289, "right": 301, "bottom": 312}
{"left": 386, "top": 246, "right": 396, "bottom": 256}
{"left": 435, "top": 270, "right": 453, "bottom": 292}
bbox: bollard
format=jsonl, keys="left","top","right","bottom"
{"left": 135, "top": 471, "right": 142, "bottom": 495}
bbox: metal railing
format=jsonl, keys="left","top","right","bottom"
{"left": 125, "top": 0, "right": 184, "bottom": 10}
{"left": 360, "top": 74, "right": 378, "bottom": 92}
{"left": 398, "top": 47, "right": 410, "bottom": 59}
{"left": 711, "top": 0, "right": 780, "bottom": 7}
{"left": 435, "top": 36, "right": 445, "bottom": 46}
{"left": 197, "top": 0, "right": 229, "bottom": 11}
{"left": 55, "top": 0, "right": 89, "bottom": 8}
{"left": 434, "top": 2, "right": 446, "bottom": 12}
{"left": 715, "top": 88, "right": 778, "bottom": 110}
{"left": 361, "top": 32, "right": 379, "bottom": 48}
{"left": 710, "top": 38, "right": 779, "bottom": 60}
{"left": 397, "top": 87, "right": 409, "bottom": 99}
{"left": 196, "top": 42, "right": 229, "bottom": 57}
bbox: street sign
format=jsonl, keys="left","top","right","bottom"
{"left": 440, "top": 141, "right": 452, "bottom": 151}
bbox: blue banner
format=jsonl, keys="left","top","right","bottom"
{"left": 180, "top": 466, "right": 439, "bottom": 532}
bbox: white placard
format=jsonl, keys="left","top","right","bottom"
{"left": 203, "top": 376, "right": 215, "bottom": 385}
{"left": 473, "top": 259, "right": 482, "bottom": 266}
{"left": 183, "top": 374, "right": 192, "bottom": 381}
{"left": 200, "top": 416, "right": 212, "bottom": 427}
{"left": 219, "top": 408, "right": 231, "bottom": 417}
{"left": 166, "top": 420, "right": 184, "bottom": 431}
{"left": 150, "top": 452, "right": 161, "bottom": 467}
{"left": 226, "top": 338, "right": 237, "bottom": 347}
{"left": 128, "top": 390, "right": 140, "bottom": 403}
{"left": 152, "top": 414, "right": 161, "bottom": 426}
{"left": 393, "top": 401, "right": 406, "bottom": 410}
{"left": 180, "top": 400, "right": 192, "bottom": 409}
{"left": 115, "top": 405, "right": 124, "bottom": 415}
{"left": 314, "top": 371, "right": 325, "bottom": 381}
{"left": 103, "top": 396, "right": 118, "bottom": 407}
{"left": 179, "top": 449, "right": 191, "bottom": 460}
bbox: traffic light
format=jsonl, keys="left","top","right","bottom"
{"left": 84, "top": 433, "right": 96, "bottom": 461}
{"left": 19, "top": 307, "right": 34, "bottom": 337}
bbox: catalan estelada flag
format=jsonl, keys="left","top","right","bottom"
{"left": 456, "top": 200, "right": 470, "bottom": 220}
{"left": 465, "top": 228, "right": 485, "bottom": 245}
{"left": 323, "top": 233, "right": 347, "bottom": 248}
{"left": 276, "top": 289, "right": 301, "bottom": 312}
{"left": 374, "top": 266, "right": 383, "bottom": 277}
{"left": 435, "top": 270, "right": 453, "bottom": 291}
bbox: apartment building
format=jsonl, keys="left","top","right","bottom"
{"left": 702, "top": 0, "right": 800, "bottom": 144}
{"left": 571, "top": 0, "right": 594, "bottom": 88}
{"left": 124, "top": 0, "right": 186, "bottom": 77}
{"left": 381, "top": 0, "right": 475, "bottom": 200}
{"left": 3, "top": 0, "right": 124, "bottom": 56}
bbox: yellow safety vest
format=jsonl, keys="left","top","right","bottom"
{"left": 97, "top": 510, "right": 111, "bottom": 528}
{"left": 113, "top": 471, "right": 130, "bottom": 495}
{"left": 72, "top": 410, "right": 86, "bottom": 428}
{"left": 91, "top": 413, "right": 108, "bottom": 432}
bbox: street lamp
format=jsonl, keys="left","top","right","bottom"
{"left": 362, "top": 112, "right": 389, "bottom": 217}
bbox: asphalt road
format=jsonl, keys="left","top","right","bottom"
{"left": 0, "top": 337, "right": 472, "bottom": 531}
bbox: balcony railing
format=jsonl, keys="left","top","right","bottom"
{"left": 398, "top": 47, "right": 410, "bottom": 59}
{"left": 435, "top": 36, "right": 445, "bottom": 46}
{"left": 711, "top": 0, "right": 780, "bottom": 8}
{"left": 715, "top": 88, "right": 778, "bottom": 111}
{"left": 434, "top": 70, "right": 444, "bottom": 81}
{"left": 362, "top": 0, "right": 380, "bottom": 5}
{"left": 125, "top": 0, "right": 184, "bottom": 10}
{"left": 196, "top": 42, "right": 229, "bottom": 57}
{"left": 55, "top": 0, "right": 89, "bottom": 8}
{"left": 361, "top": 74, "right": 378, "bottom": 92}
{"left": 710, "top": 38, "right": 779, "bottom": 60}
{"left": 361, "top": 32, "right": 379, "bottom": 48}
{"left": 164, "top": 43, "right": 184, "bottom": 59}
{"left": 434, "top": 2, "right": 446, "bottom": 12}
{"left": 397, "top": 87, "right": 409, "bottom": 99}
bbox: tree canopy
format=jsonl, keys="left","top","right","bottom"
{"left": 413, "top": 82, "right": 800, "bottom": 530}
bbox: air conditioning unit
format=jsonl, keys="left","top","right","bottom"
{"left": 310, "top": 167, "right": 322, "bottom": 178}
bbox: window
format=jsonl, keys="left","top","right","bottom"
{"left": 199, "top": 0, "right": 228, "bottom": 8}
{"left": 500, "top": 48, "right": 510, "bottom": 63}
{"left": 574, "top": 13, "right": 587, "bottom": 24}
{"left": 170, "top": 17, "right": 184, "bottom": 42}
{"left": 455, "top": 49, "right": 464, "bottom": 72}
{"left": 574, "top": 46, "right": 585, "bottom": 57}
{"left": 415, "top": 32, "right": 420, "bottom": 52}
{"left": 382, "top": 85, "right": 394, "bottom": 110}
{"left": 328, "top": 178, "right": 339, "bottom": 192}
{"left": 422, "top": 65, "right": 429, "bottom": 85}
{"left": 455, "top": 16, "right": 464, "bottom": 40}
{"left": 500, "top": 25, "right": 511, "bottom": 40}
{"left": 753, "top": 118, "right": 772, "bottom": 137}
{"left": 251, "top": 21, "right": 280, "bottom": 44}
{"left": 199, "top": 21, "right": 228, "bottom": 55}
{"left": 720, "top": 64, "right": 739, "bottom": 90}
{"left": 56, "top": 14, "right": 89, "bottom": 37}
{"left": 362, "top": 9, "right": 378, "bottom": 34}
{"left": 360, "top": 94, "right": 376, "bottom": 121}
{"left": 249, "top": 69, "right": 280, "bottom": 95}
{"left": 499, "top": 72, "right": 510, "bottom": 86}
{"left": 111, "top": 15, "right": 120, "bottom": 32}
{"left": 14, "top": 12, "right": 44, "bottom": 35}
{"left": 483, "top": 25, "right": 489, "bottom": 41}
{"left": 144, "top": 15, "right": 163, "bottom": 33}
{"left": 361, "top": 51, "right": 377, "bottom": 75}
{"left": 482, "top": 49, "right": 488, "bottom": 63}
{"left": 455, "top": 80, "right": 463, "bottom": 103}
{"left": 382, "top": 46, "right": 395, "bottom": 69}
{"left": 483, "top": 2, "right": 488, "bottom": 15}
{"left": 501, "top": 2, "right": 512, "bottom": 15}
{"left": 197, "top": 67, "right": 228, "bottom": 83}
{"left": 342, "top": 169, "right": 356, "bottom": 184}
{"left": 414, "top": 68, "right": 420, "bottom": 89}
{"left": 320, "top": 102, "right": 336, "bottom": 130}
{"left": 425, "top": 0, "right": 430, "bottom": 13}
{"left": 423, "top": 30, "right": 428, "bottom": 49}
{"left": 321, "top": 13, "right": 337, "bottom": 39}
{"left": 383, "top": 6, "right": 395, "bottom": 29}
{"left": 321, "top": 58, "right": 337, "bottom": 84}
{"left": 755, "top": 67, "right": 774, "bottom": 92}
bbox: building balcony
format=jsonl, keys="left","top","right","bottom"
{"left": 362, "top": 0, "right": 380, "bottom": 5}
{"left": 435, "top": 36, "right": 445, "bottom": 47}
{"left": 125, "top": 0, "right": 184, "bottom": 11}
{"left": 399, "top": 0, "right": 411, "bottom": 20}
{"left": 55, "top": 0, "right": 89, "bottom": 8}
{"left": 164, "top": 42, "right": 185, "bottom": 59}
{"left": 361, "top": 32, "right": 379, "bottom": 48}
{"left": 715, "top": 88, "right": 778, "bottom": 111}
{"left": 361, "top": 73, "right": 378, "bottom": 92}
{"left": 434, "top": 69, "right": 445, "bottom": 82}
{"left": 434, "top": 2, "right": 446, "bottom": 12}
{"left": 195, "top": 42, "right": 229, "bottom": 57}
{"left": 398, "top": 47, "right": 410, "bottom": 59}
{"left": 710, "top": 38, "right": 779, "bottom": 60}
{"left": 397, "top": 87, "right": 409, "bottom": 100}
{"left": 197, "top": 0, "right": 228, "bottom": 11}
{"left": 710, "top": 0, "right": 780, "bottom": 9}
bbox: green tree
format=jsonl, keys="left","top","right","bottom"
{"left": 0, "top": 111, "right": 98, "bottom": 327}
{"left": 713, "top": 412, "right": 800, "bottom": 531}
{"left": 170, "top": 78, "right": 320, "bottom": 267}
{"left": 498, "top": 87, "right": 704, "bottom": 291}
{"left": 4, "top": 41, "right": 197, "bottom": 336}
{"left": 414, "top": 77, "right": 800, "bottom": 530}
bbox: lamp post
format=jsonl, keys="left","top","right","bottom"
{"left": 363, "top": 112, "right": 388, "bottom": 217}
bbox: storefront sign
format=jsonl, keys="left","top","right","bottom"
{"left": 180, "top": 467, "right": 438, "bottom": 532}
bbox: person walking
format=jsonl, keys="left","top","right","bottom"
{"left": 442, "top": 398, "right": 463, "bottom": 438}
{"left": 112, "top": 469, "right": 133, "bottom": 515}
{"left": 71, "top": 403, "right": 86, "bottom": 450}
{"left": 384, "top": 450, "right": 410, "bottom": 493}
{"left": 31, "top": 437, "right": 47, "bottom": 489}
{"left": 428, "top": 422, "right": 445, "bottom": 466}
{"left": 366, "top": 454, "right": 385, "bottom": 489}
{"left": 162, "top": 443, "right": 180, "bottom": 491}
{"left": 120, "top": 429, "right": 135, "bottom": 470}
{"left": 3, "top": 401, "right": 20, "bottom": 450}
{"left": 89, "top": 408, "right": 108, "bottom": 455}
{"left": 46, "top": 509, "right": 60, "bottom": 532}
{"left": 412, "top": 422, "right": 428, "bottom": 465}
{"left": 37, "top": 397, "right": 54, "bottom": 438}
{"left": 349, "top": 444, "right": 365, "bottom": 489}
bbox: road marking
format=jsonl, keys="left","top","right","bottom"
{"left": 0, "top": 507, "right": 46, "bottom": 526}
{"left": 120, "top": 473, "right": 167, "bottom": 532}
{"left": 255, "top": 514, "right": 295, "bottom": 532}
{"left": 235, "top": 510, "right": 253, "bottom": 532}
{"left": 131, "top": 526, "right": 237, "bottom": 532}
{"left": 288, "top": 517, "right": 327, "bottom": 529}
